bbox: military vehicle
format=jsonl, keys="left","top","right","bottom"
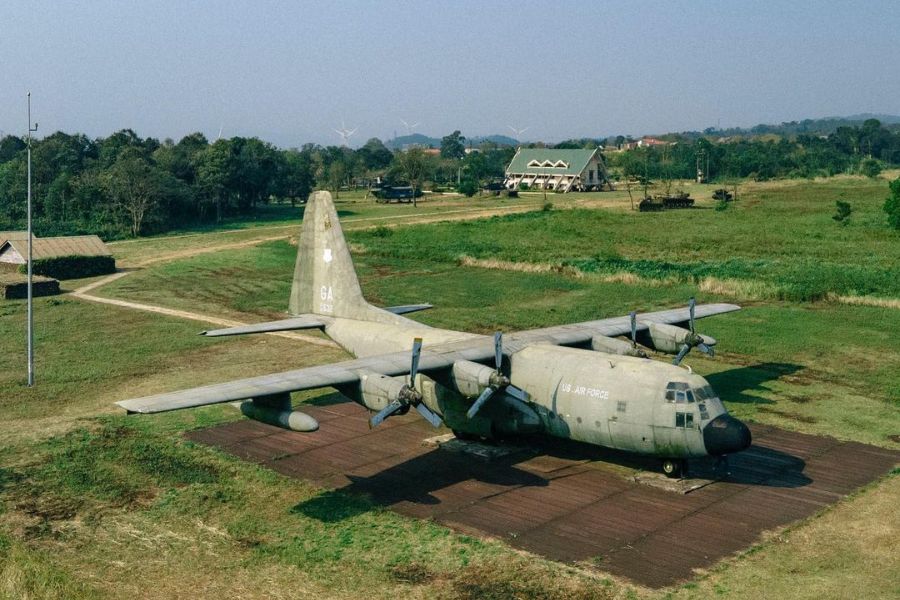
{"left": 638, "top": 191, "right": 695, "bottom": 212}
{"left": 712, "top": 188, "right": 734, "bottom": 202}
{"left": 372, "top": 185, "right": 418, "bottom": 203}
{"left": 118, "top": 191, "right": 750, "bottom": 478}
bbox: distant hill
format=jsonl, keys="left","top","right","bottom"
{"left": 692, "top": 114, "right": 900, "bottom": 139}
{"left": 469, "top": 134, "right": 519, "bottom": 147}
{"left": 385, "top": 132, "right": 520, "bottom": 150}
{"left": 385, "top": 133, "right": 440, "bottom": 150}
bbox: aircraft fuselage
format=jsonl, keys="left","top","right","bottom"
{"left": 324, "top": 317, "right": 749, "bottom": 460}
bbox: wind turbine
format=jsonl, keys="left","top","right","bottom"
{"left": 215, "top": 125, "right": 223, "bottom": 142}
{"left": 334, "top": 121, "right": 358, "bottom": 146}
{"left": 400, "top": 119, "right": 420, "bottom": 136}
{"left": 508, "top": 125, "right": 529, "bottom": 139}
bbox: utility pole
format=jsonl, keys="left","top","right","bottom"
{"left": 26, "top": 93, "right": 38, "bottom": 386}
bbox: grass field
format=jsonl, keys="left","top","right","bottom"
{"left": 0, "top": 175, "right": 898, "bottom": 598}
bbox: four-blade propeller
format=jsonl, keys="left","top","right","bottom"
{"left": 369, "top": 337, "right": 443, "bottom": 428}
{"left": 672, "top": 297, "right": 716, "bottom": 365}
{"left": 466, "top": 332, "right": 511, "bottom": 419}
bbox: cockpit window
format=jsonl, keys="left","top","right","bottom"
{"left": 666, "top": 382, "right": 691, "bottom": 403}
{"left": 694, "top": 385, "right": 716, "bottom": 401}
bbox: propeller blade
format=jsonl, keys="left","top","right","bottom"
{"left": 409, "top": 337, "right": 422, "bottom": 386}
{"left": 369, "top": 399, "right": 403, "bottom": 428}
{"left": 467, "top": 386, "right": 495, "bottom": 419}
{"left": 688, "top": 297, "right": 696, "bottom": 334}
{"left": 698, "top": 342, "right": 714, "bottom": 356}
{"left": 494, "top": 332, "right": 503, "bottom": 371}
{"left": 629, "top": 311, "right": 637, "bottom": 346}
{"left": 672, "top": 344, "right": 691, "bottom": 365}
{"left": 505, "top": 385, "right": 527, "bottom": 402}
{"left": 415, "top": 403, "right": 443, "bottom": 428}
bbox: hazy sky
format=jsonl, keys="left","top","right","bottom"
{"left": 1, "top": 1, "right": 898, "bottom": 147}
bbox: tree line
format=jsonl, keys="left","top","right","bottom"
{"left": 1, "top": 119, "right": 898, "bottom": 239}
{"left": 0, "top": 129, "right": 513, "bottom": 239}
{"left": 555, "top": 118, "right": 900, "bottom": 183}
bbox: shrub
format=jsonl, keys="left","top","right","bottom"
{"left": 832, "top": 200, "right": 852, "bottom": 224}
{"left": 860, "top": 157, "right": 882, "bottom": 179}
{"left": 885, "top": 177, "right": 900, "bottom": 230}
{"left": 457, "top": 179, "right": 478, "bottom": 197}
{"left": 20, "top": 255, "right": 116, "bottom": 279}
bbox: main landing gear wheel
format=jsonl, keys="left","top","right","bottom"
{"left": 661, "top": 458, "right": 686, "bottom": 479}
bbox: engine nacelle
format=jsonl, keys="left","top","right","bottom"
{"left": 358, "top": 371, "right": 413, "bottom": 411}
{"left": 644, "top": 322, "right": 718, "bottom": 355}
{"left": 450, "top": 359, "right": 498, "bottom": 398}
{"left": 591, "top": 335, "right": 647, "bottom": 358}
{"left": 239, "top": 393, "right": 319, "bottom": 432}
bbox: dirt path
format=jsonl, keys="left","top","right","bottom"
{"left": 71, "top": 285, "right": 339, "bottom": 348}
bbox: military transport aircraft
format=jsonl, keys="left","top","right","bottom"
{"left": 118, "top": 191, "right": 751, "bottom": 477}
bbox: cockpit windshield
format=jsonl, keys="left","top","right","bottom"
{"left": 665, "top": 382, "right": 716, "bottom": 404}
{"left": 693, "top": 385, "right": 716, "bottom": 401}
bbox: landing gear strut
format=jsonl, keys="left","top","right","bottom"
{"left": 661, "top": 458, "right": 688, "bottom": 479}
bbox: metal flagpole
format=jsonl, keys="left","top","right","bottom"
{"left": 26, "top": 92, "right": 38, "bottom": 387}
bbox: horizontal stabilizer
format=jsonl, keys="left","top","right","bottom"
{"left": 385, "top": 303, "right": 433, "bottom": 315}
{"left": 201, "top": 316, "right": 326, "bottom": 337}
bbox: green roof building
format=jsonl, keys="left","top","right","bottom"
{"left": 504, "top": 148, "right": 610, "bottom": 192}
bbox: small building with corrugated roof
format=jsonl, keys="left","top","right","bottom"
{"left": 0, "top": 235, "right": 112, "bottom": 270}
{"left": 0, "top": 231, "right": 28, "bottom": 247}
{"left": 504, "top": 148, "right": 610, "bottom": 192}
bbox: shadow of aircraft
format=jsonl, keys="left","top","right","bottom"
{"left": 291, "top": 423, "right": 810, "bottom": 523}
{"left": 292, "top": 443, "right": 549, "bottom": 521}
{"left": 706, "top": 362, "right": 805, "bottom": 405}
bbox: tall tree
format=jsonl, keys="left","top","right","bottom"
{"left": 194, "top": 140, "right": 232, "bottom": 222}
{"left": 440, "top": 130, "right": 466, "bottom": 160}
{"left": 103, "top": 149, "right": 189, "bottom": 236}
{"left": 357, "top": 137, "right": 394, "bottom": 170}
{"left": 395, "top": 148, "right": 431, "bottom": 207}
{"left": 277, "top": 149, "right": 314, "bottom": 206}
{"left": 0, "top": 135, "right": 26, "bottom": 163}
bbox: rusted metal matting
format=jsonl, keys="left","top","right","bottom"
{"left": 187, "top": 401, "right": 899, "bottom": 588}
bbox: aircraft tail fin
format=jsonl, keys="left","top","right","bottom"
{"left": 289, "top": 191, "right": 404, "bottom": 324}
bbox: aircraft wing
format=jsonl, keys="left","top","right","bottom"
{"left": 505, "top": 302, "right": 741, "bottom": 348}
{"left": 115, "top": 348, "right": 464, "bottom": 414}
{"left": 116, "top": 303, "right": 740, "bottom": 414}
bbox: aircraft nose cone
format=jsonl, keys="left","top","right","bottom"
{"left": 703, "top": 414, "right": 752, "bottom": 456}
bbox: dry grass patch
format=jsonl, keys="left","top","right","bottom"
{"left": 830, "top": 293, "right": 900, "bottom": 310}
{"left": 457, "top": 255, "right": 581, "bottom": 277}
{"left": 671, "top": 474, "right": 900, "bottom": 600}
{"left": 697, "top": 277, "right": 776, "bottom": 300}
